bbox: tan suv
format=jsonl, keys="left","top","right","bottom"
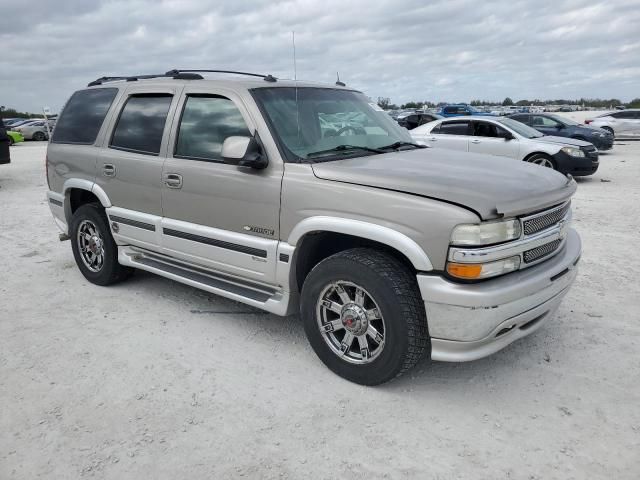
{"left": 46, "top": 70, "right": 581, "bottom": 385}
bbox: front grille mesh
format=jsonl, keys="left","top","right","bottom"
{"left": 523, "top": 203, "right": 570, "bottom": 236}
{"left": 523, "top": 239, "right": 562, "bottom": 263}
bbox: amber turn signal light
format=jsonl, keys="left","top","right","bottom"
{"left": 446, "top": 263, "right": 483, "bottom": 279}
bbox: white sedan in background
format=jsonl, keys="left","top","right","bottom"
{"left": 585, "top": 109, "right": 640, "bottom": 137}
{"left": 411, "top": 116, "right": 600, "bottom": 177}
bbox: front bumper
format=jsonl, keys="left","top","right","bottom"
{"left": 417, "top": 228, "right": 581, "bottom": 362}
{"left": 553, "top": 150, "right": 599, "bottom": 176}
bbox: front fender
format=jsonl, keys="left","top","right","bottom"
{"left": 287, "top": 216, "right": 433, "bottom": 271}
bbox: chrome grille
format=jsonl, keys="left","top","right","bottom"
{"left": 522, "top": 203, "right": 570, "bottom": 236}
{"left": 523, "top": 239, "right": 562, "bottom": 263}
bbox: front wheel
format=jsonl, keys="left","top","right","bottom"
{"left": 300, "top": 248, "right": 430, "bottom": 385}
{"left": 33, "top": 131, "right": 46, "bottom": 141}
{"left": 70, "top": 203, "right": 133, "bottom": 286}
{"left": 526, "top": 153, "right": 556, "bottom": 169}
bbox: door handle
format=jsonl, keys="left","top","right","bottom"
{"left": 103, "top": 164, "right": 116, "bottom": 177}
{"left": 164, "top": 173, "right": 183, "bottom": 189}
{"left": 470, "top": 139, "right": 481, "bottom": 144}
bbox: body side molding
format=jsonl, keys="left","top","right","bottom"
{"left": 287, "top": 216, "right": 433, "bottom": 271}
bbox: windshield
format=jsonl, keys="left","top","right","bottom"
{"left": 251, "top": 87, "right": 413, "bottom": 162}
{"left": 497, "top": 117, "right": 544, "bottom": 138}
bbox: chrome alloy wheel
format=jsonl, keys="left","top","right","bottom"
{"left": 528, "top": 157, "right": 554, "bottom": 168}
{"left": 316, "top": 281, "right": 386, "bottom": 364}
{"left": 77, "top": 220, "right": 105, "bottom": 273}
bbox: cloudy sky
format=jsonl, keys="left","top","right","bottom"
{"left": 1, "top": 0, "right": 639, "bottom": 113}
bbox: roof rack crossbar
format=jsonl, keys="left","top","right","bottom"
{"left": 165, "top": 69, "right": 277, "bottom": 82}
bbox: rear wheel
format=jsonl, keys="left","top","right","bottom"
{"left": 8, "top": 136, "right": 14, "bottom": 146}
{"left": 300, "top": 248, "right": 430, "bottom": 385}
{"left": 526, "top": 153, "right": 556, "bottom": 170}
{"left": 602, "top": 126, "right": 614, "bottom": 136}
{"left": 70, "top": 203, "right": 133, "bottom": 286}
{"left": 32, "top": 131, "right": 46, "bottom": 141}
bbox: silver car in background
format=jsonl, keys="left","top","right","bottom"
{"left": 586, "top": 109, "right": 640, "bottom": 137}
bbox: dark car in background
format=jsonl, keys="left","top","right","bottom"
{"left": 1, "top": 119, "right": 11, "bottom": 165}
{"left": 396, "top": 112, "right": 442, "bottom": 130}
{"left": 509, "top": 113, "right": 614, "bottom": 151}
{"left": 438, "top": 104, "right": 494, "bottom": 117}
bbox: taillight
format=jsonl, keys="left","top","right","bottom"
{"left": 585, "top": 119, "right": 593, "bottom": 125}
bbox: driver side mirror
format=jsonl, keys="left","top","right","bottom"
{"left": 555, "top": 123, "right": 564, "bottom": 129}
{"left": 221, "top": 135, "right": 268, "bottom": 169}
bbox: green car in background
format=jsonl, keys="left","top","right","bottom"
{"left": 7, "top": 130, "right": 24, "bottom": 145}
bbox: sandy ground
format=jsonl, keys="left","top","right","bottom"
{"left": 1, "top": 141, "right": 639, "bottom": 479}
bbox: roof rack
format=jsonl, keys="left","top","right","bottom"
{"left": 165, "top": 69, "right": 277, "bottom": 82}
{"left": 87, "top": 71, "right": 203, "bottom": 87}
{"left": 87, "top": 69, "right": 277, "bottom": 87}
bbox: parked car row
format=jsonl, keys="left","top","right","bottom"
{"left": 410, "top": 116, "right": 599, "bottom": 176}
{"left": 2, "top": 117, "right": 55, "bottom": 141}
{"left": 391, "top": 104, "right": 636, "bottom": 177}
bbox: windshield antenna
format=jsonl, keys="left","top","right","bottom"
{"left": 336, "top": 72, "right": 345, "bottom": 87}
{"left": 292, "top": 31, "right": 301, "bottom": 149}
{"left": 292, "top": 31, "right": 297, "bottom": 81}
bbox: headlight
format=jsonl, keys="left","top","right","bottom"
{"left": 451, "top": 219, "right": 521, "bottom": 246}
{"left": 447, "top": 256, "right": 521, "bottom": 280}
{"left": 561, "top": 146, "right": 585, "bottom": 157}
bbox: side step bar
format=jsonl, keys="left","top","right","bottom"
{"left": 118, "top": 246, "right": 293, "bottom": 316}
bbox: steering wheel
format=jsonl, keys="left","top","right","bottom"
{"left": 336, "top": 126, "right": 361, "bottom": 136}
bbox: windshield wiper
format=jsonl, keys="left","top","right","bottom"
{"left": 378, "top": 141, "right": 427, "bottom": 151}
{"left": 306, "top": 144, "right": 384, "bottom": 159}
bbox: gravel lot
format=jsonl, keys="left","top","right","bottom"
{"left": 1, "top": 141, "right": 639, "bottom": 479}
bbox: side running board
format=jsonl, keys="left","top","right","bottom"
{"left": 118, "top": 246, "right": 292, "bottom": 315}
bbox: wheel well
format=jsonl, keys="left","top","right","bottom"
{"left": 524, "top": 151, "right": 552, "bottom": 162}
{"left": 68, "top": 188, "right": 101, "bottom": 215}
{"left": 294, "top": 231, "right": 416, "bottom": 292}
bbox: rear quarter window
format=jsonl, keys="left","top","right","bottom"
{"left": 52, "top": 88, "right": 118, "bottom": 144}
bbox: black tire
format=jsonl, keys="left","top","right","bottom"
{"left": 525, "top": 153, "right": 556, "bottom": 170}
{"left": 602, "top": 126, "right": 614, "bottom": 136}
{"left": 8, "top": 136, "right": 14, "bottom": 146}
{"left": 70, "top": 203, "right": 133, "bottom": 286}
{"left": 300, "top": 248, "right": 430, "bottom": 385}
{"left": 33, "top": 131, "right": 46, "bottom": 141}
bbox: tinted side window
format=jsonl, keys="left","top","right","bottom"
{"left": 532, "top": 115, "right": 559, "bottom": 127}
{"left": 52, "top": 88, "right": 118, "bottom": 144}
{"left": 474, "top": 122, "right": 499, "bottom": 137}
{"left": 439, "top": 121, "right": 470, "bottom": 135}
{"left": 612, "top": 111, "right": 635, "bottom": 119}
{"left": 110, "top": 95, "right": 172, "bottom": 155}
{"left": 511, "top": 115, "right": 530, "bottom": 125}
{"left": 175, "top": 95, "right": 250, "bottom": 161}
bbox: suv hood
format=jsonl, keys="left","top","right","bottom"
{"left": 536, "top": 135, "right": 593, "bottom": 148}
{"left": 311, "top": 149, "right": 576, "bottom": 220}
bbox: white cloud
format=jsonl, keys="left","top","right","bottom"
{"left": 1, "top": 0, "right": 639, "bottom": 112}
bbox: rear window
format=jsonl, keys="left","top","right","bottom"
{"left": 110, "top": 95, "right": 172, "bottom": 155}
{"left": 52, "top": 88, "right": 118, "bottom": 144}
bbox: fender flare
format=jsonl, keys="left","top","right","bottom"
{"left": 62, "top": 178, "right": 112, "bottom": 207}
{"left": 287, "top": 216, "right": 433, "bottom": 271}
